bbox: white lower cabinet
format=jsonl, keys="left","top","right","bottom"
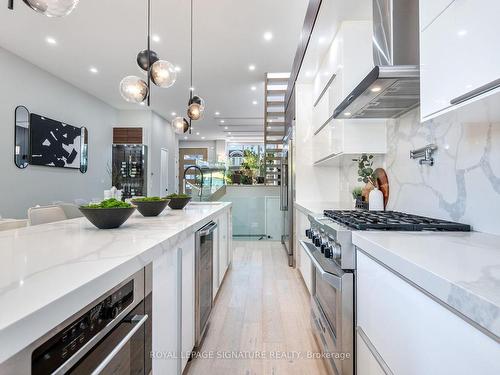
{"left": 212, "top": 223, "right": 220, "bottom": 300}
{"left": 218, "top": 210, "right": 229, "bottom": 285}
{"left": 356, "top": 328, "right": 387, "bottom": 375}
{"left": 152, "top": 246, "right": 181, "bottom": 375}
{"left": 357, "top": 250, "right": 500, "bottom": 375}
{"left": 295, "top": 208, "right": 313, "bottom": 294}
{"left": 180, "top": 235, "right": 195, "bottom": 372}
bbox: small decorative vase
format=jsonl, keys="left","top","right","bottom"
{"left": 369, "top": 187, "right": 384, "bottom": 211}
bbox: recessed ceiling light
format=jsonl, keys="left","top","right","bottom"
{"left": 224, "top": 126, "right": 228, "bottom": 130}
{"left": 371, "top": 87, "right": 381, "bottom": 93}
{"left": 196, "top": 132, "right": 200, "bottom": 135}
{"left": 175, "top": 66, "right": 181, "bottom": 72}
{"left": 457, "top": 29, "right": 468, "bottom": 37}
{"left": 220, "top": 120, "right": 225, "bottom": 123}
{"left": 263, "top": 31, "right": 273, "bottom": 41}
{"left": 344, "top": 112, "right": 352, "bottom": 117}
{"left": 252, "top": 100, "right": 258, "bottom": 105}
{"left": 215, "top": 111, "right": 220, "bottom": 116}
{"left": 171, "top": 112, "right": 176, "bottom": 116}
{"left": 251, "top": 86, "right": 256, "bottom": 91}
{"left": 152, "top": 34, "right": 161, "bottom": 42}
{"left": 46, "top": 37, "right": 57, "bottom": 45}
{"left": 89, "top": 67, "right": 98, "bottom": 74}
{"left": 201, "top": 136, "right": 205, "bottom": 139}
{"left": 248, "top": 64, "right": 256, "bottom": 71}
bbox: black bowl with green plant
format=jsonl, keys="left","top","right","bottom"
{"left": 79, "top": 198, "right": 136, "bottom": 229}
{"left": 131, "top": 196, "right": 170, "bottom": 217}
{"left": 166, "top": 193, "right": 192, "bottom": 210}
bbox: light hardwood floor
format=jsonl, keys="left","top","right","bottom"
{"left": 186, "top": 240, "right": 329, "bottom": 375}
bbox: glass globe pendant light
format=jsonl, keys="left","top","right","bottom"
{"left": 118, "top": 0, "right": 177, "bottom": 106}
{"left": 185, "top": 0, "right": 205, "bottom": 128}
{"left": 172, "top": 117, "right": 189, "bottom": 134}
{"left": 151, "top": 60, "right": 177, "bottom": 88}
{"left": 21, "top": 0, "right": 79, "bottom": 17}
{"left": 119, "top": 76, "right": 149, "bottom": 104}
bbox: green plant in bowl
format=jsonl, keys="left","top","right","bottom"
{"left": 166, "top": 193, "right": 190, "bottom": 199}
{"left": 79, "top": 199, "right": 135, "bottom": 229}
{"left": 132, "top": 196, "right": 168, "bottom": 202}
{"left": 131, "top": 196, "right": 169, "bottom": 217}
{"left": 166, "top": 193, "right": 192, "bottom": 209}
{"left": 83, "top": 198, "right": 133, "bottom": 209}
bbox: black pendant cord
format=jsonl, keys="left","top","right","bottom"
{"left": 146, "top": 0, "right": 151, "bottom": 106}
{"left": 188, "top": 0, "right": 194, "bottom": 134}
{"left": 8, "top": 0, "right": 14, "bottom": 10}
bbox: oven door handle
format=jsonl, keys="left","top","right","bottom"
{"left": 198, "top": 221, "right": 218, "bottom": 236}
{"left": 299, "top": 240, "right": 342, "bottom": 289}
{"left": 90, "top": 314, "right": 149, "bottom": 375}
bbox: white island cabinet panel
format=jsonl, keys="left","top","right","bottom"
{"left": 152, "top": 246, "right": 181, "bottom": 375}
{"left": 357, "top": 250, "right": 500, "bottom": 375}
{"left": 212, "top": 222, "right": 220, "bottom": 300}
{"left": 421, "top": 0, "right": 500, "bottom": 121}
{"left": 180, "top": 234, "right": 195, "bottom": 372}
{"left": 218, "top": 210, "right": 230, "bottom": 284}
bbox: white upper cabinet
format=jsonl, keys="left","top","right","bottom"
{"left": 311, "top": 21, "right": 387, "bottom": 164}
{"left": 419, "top": 0, "right": 454, "bottom": 31}
{"left": 420, "top": 0, "right": 500, "bottom": 121}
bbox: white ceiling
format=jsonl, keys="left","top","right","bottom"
{"left": 0, "top": 0, "right": 308, "bottom": 141}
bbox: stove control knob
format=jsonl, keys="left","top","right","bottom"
{"left": 305, "top": 229, "right": 311, "bottom": 239}
{"left": 314, "top": 237, "right": 321, "bottom": 247}
{"left": 320, "top": 243, "right": 326, "bottom": 253}
{"left": 324, "top": 246, "right": 333, "bottom": 258}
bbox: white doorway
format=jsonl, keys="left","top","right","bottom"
{"left": 160, "top": 148, "right": 169, "bottom": 197}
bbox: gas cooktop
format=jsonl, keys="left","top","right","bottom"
{"left": 323, "top": 210, "right": 471, "bottom": 231}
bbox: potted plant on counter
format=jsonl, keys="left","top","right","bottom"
{"left": 131, "top": 196, "right": 170, "bottom": 217}
{"left": 351, "top": 187, "right": 364, "bottom": 209}
{"left": 353, "top": 154, "right": 384, "bottom": 211}
{"left": 166, "top": 193, "right": 192, "bottom": 210}
{"left": 79, "top": 198, "right": 136, "bottom": 229}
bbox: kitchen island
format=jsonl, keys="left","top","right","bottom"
{"left": 0, "top": 202, "right": 232, "bottom": 372}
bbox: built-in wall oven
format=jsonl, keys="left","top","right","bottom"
{"left": 1, "top": 267, "right": 152, "bottom": 375}
{"left": 301, "top": 215, "right": 355, "bottom": 375}
{"left": 195, "top": 221, "right": 217, "bottom": 348}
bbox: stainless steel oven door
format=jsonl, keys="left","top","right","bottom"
{"left": 300, "top": 241, "right": 354, "bottom": 375}
{"left": 67, "top": 302, "right": 149, "bottom": 375}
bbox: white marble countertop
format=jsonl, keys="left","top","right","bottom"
{"left": 294, "top": 200, "right": 353, "bottom": 216}
{"left": 353, "top": 231, "right": 500, "bottom": 341}
{"left": 0, "top": 202, "right": 231, "bottom": 363}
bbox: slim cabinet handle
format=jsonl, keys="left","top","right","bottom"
{"left": 450, "top": 77, "right": 500, "bottom": 105}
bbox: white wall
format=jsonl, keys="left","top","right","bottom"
{"left": 0, "top": 47, "right": 117, "bottom": 219}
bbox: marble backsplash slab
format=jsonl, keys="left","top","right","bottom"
{"left": 339, "top": 108, "right": 500, "bottom": 235}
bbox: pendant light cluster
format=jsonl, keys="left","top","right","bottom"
{"left": 173, "top": 0, "right": 205, "bottom": 134}
{"left": 119, "top": 0, "right": 177, "bottom": 105}
{"left": 7, "top": 0, "right": 79, "bottom": 17}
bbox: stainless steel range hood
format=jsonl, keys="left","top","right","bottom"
{"left": 333, "top": 0, "right": 420, "bottom": 119}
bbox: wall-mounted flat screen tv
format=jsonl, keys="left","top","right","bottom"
{"left": 30, "top": 113, "right": 82, "bottom": 169}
